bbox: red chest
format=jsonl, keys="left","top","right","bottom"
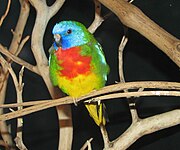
{"left": 55, "top": 47, "right": 92, "bottom": 78}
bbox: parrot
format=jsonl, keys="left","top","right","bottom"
{"left": 49, "top": 21, "right": 109, "bottom": 126}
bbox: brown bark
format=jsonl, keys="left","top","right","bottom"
{"left": 98, "top": 0, "right": 180, "bottom": 67}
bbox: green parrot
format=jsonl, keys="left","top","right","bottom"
{"left": 49, "top": 21, "right": 109, "bottom": 126}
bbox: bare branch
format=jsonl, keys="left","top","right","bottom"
{"left": 87, "top": 90, "right": 180, "bottom": 101}
{"left": 0, "top": 81, "right": 180, "bottom": 109}
{"left": 118, "top": 35, "right": 139, "bottom": 122}
{"left": 0, "top": 1, "right": 180, "bottom": 149}
{"left": 80, "top": 138, "right": 93, "bottom": 150}
{"left": 0, "top": 55, "right": 15, "bottom": 149}
{"left": 0, "top": 0, "right": 11, "bottom": 26}
{"left": 8, "top": 66, "right": 27, "bottom": 149}
{"left": 129, "top": 0, "right": 134, "bottom": 3}
{"left": 100, "top": 125, "right": 110, "bottom": 149}
{"left": 15, "top": 35, "right": 30, "bottom": 56}
{"left": 0, "top": 44, "right": 40, "bottom": 75}
{"left": 0, "top": 100, "right": 47, "bottom": 108}
{"left": 118, "top": 35, "right": 128, "bottom": 83}
{"left": 88, "top": 0, "right": 104, "bottom": 33}
{"left": 28, "top": 1, "right": 72, "bottom": 150}
{"left": 109, "top": 109, "right": 180, "bottom": 149}
{"left": 9, "top": 0, "right": 30, "bottom": 54}
{"left": 0, "top": 55, "right": 27, "bottom": 149}
{"left": 98, "top": 0, "right": 180, "bottom": 67}
{"left": 0, "top": 81, "right": 180, "bottom": 121}
{"left": 0, "top": 32, "right": 31, "bottom": 150}
{"left": 0, "top": 2, "right": 30, "bottom": 147}
{"left": 28, "top": 0, "right": 45, "bottom": 8}
{"left": 48, "top": 0, "right": 65, "bottom": 18}
{"left": 14, "top": 67, "right": 27, "bottom": 150}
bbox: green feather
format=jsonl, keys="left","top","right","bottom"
{"left": 49, "top": 46, "right": 61, "bottom": 86}
{"left": 79, "top": 39, "right": 110, "bottom": 87}
{"left": 49, "top": 21, "right": 109, "bottom": 126}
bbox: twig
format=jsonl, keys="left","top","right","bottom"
{"left": 88, "top": 0, "right": 104, "bottom": 33}
{"left": 0, "top": 81, "right": 180, "bottom": 109}
{"left": 88, "top": 0, "right": 113, "bottom": 34}
{"left": 0, "top": 55, "right": 15, "bottom": 149}
{"left": 0, "top": 0, "right": 11, "bottom": 26}
{"left": 0, "top": 100, "right": 47, "bottom": 108}
{"left": 86, "top": 90, "right": 180, "bottom": 101}
{"left": 118, "top": 35, "right": 128, "bottom": 83}
{"left": 48, "top": 0, "right": 65, "bottom": 18}
{"left": 88, "top": 1, "right": 111, "bottom": 147}
{"left": 100, "top": 125, "right": 110, "bottom": 149}
{"left": 80, "top": 138, "right": 93, "bottom": 150}
{"left": 0, "top": 89, "right": 180, "bottom": 109}
{"left": 15, "top": 35, "right": 30, "bottom": 56}
{"left": 98, "top": 0, "right": 180, "bottom": 67}
{"left": 9, "top": 0, "right": 30, "bottom": 55}
{"left": 0, "top": 87, "right": 180, "bottom": 121}
{"left": 1, "top": 92, "right": 179, "bottom": 149}
{"left": 0, "top": 44, "right": 40, "bottom": 75}
{"left": 108, "top": 109, "right": 180, "bottom": 149}
{"left": 0, "top": 55, "right": 27, "bottom": 149}
{"left": 0, "top": 1, "right": 30, "bottom": 149}
{"left": 9, "top": 66, "right": 27, "bottom": 150}
{"left": 13, "top": 67, "right": 27, "bottom": 150}
{"left": 28, "top": 1, "right": 72, "bottom": 150}
{"left": 0, "top": 2, "right": 33, "bottom": 148}
{"left": 118, "top": 35, "right": 139, "bottom": 122}
{"left": 129, "top": 0, "right": 134, "bottom": 3}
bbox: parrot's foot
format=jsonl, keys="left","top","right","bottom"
{"left": 73, "top": 98, "right": 78, "bottom": 106}
{"left": 85, "top": 98, "right": 100, "bottom": 104}
{"left": 97, "top": 99, "right": 101, "bottom": 105}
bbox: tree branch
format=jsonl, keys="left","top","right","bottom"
{"left": 98, "top": 0, "right": 180, "bottom": 67}
{"left": 88, "top": 0, "right": 104, "bottom": 33}
{"left": 48, "top": 0, "right": 65, "bottom": 18}
{"left": 0, "top": 0, "right": 11, "bottom": 26}
{"left": 0, "top": 81, "right": 180, "bottom": 121}
{"left": 118, "top": 35, "right": 140, "bottom": 122}
{"left": 108, "top": 109, "right": 180, "bottom": 150}
{"left": 0, "top": 44, "right": 39, "bottom": 75}
{"left": 9, "top": 0, "right": 30, "bottom": 54}
{"left": 80, "top": 138, "right": 93, "bottom": 150}
{"left": 0, "top": 1, "right": 29, "bottom": 148}
{"left": 28, "top": 1, "right": 72, "bottom": 150}
{"left": 1, "top": 57, "right": 27, "bottom": 150}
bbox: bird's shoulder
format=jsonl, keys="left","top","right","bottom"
{"left": 79, "top": 39, "right": 102, "bottom": 56}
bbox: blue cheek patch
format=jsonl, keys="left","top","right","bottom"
{"left": 53, "top": 42, "right": 58, "bottom": 50}
{"left": 61, "top": 39, "right": 71, "bottom": 49}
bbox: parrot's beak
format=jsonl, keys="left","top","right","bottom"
{"left": 54, "top": 34, "right": 62, "bottom": 47}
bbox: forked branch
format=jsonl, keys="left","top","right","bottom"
{"left": 0, "top": 81, "right": 180, "bottom": 121}
{"left": 98, "top": 0, "right": 180, "bottom": 67}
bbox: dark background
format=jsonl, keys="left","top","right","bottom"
{"left": 0, "top": 0, "right": 180, "bottom": 149}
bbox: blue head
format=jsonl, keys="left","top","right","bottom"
{"left": 52, "top": 21, "right": 92, "bottom": 50}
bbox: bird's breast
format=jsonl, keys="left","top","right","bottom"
{"left": 55, "top": 46, "right": 92, "bottom": 79}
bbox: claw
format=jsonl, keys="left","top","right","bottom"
{"left": 73, "top": 98, "right": 78, "bottom": 106}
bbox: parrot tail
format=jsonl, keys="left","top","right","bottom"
{"left": 85, "top": 102, "right": 108, "bottom": 126}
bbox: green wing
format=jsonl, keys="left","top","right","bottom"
{"left": 81, "top": 40, "right": 109, "bottom": 126}
{"left": 80, "top": 40, "right": 109, "bottom": 88}
{"left": 49, "top": 45, "right": 61, "bottom": 86}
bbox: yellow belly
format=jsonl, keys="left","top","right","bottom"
{"left": 58, "top": 72, "right": 102, "bottom": 97}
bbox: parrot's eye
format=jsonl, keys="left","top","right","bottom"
{"left": 67, "top": 29, "right": 72, "bottom": 34}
